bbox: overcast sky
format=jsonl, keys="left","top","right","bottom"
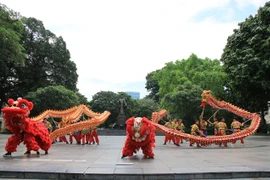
{"left": 1, "top": 0, "right": 268, "bottom": 100}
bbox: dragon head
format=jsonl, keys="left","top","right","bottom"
{"left": 1, "top": 98, "right": 34, "bottom": 131}
{"left": 201, "top": 90, "right": 211, "bottom": 100}
{"left": 200, "top": 90, "right": 212, "bottom": 107}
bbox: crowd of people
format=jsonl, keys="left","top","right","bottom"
{"left": 42, "top": 114, "right": 246, "bottom": 148}
{"left": 42, "top": 118, "right": 99, "bottom": 145}
{"left": 163, "top": 115, "right": 246, "bottom": 148}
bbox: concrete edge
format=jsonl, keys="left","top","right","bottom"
{"left": 1, "top": 171, "right": 270, "bottom": 180}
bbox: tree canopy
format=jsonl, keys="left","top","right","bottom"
{"left": 0, "top": 5, "right": 79, "bottom": 107}
{"left": 220, "top": 2, "right": 270, "bottom": 115}
{"left": 162, "top": 82, "right": 202, "bottom": 121}
{"left": 89, "top": 91, "right": 160, "bottom": 128}
{"left": 0, "top": 4, "right": 26, "bottom": 105}
{"left": 0, "top": 4, "right": 25, "bottom": 65}
{"left": 145, "top": 54, "right": 227, "bottom": 124}
{"left": 25, "top": 85, "right": 80, "bottom": 117}
{"left": 136, "top": 98, "right": 160, "bottom": 119}
{"left": 12, "top": 17, "right": 78, "bottom": 97}
{"left": 90, "top": 91, "right": 120, "bottom": 128}
{"left": 145, "top": 70, "right": 160, "bottom": 103}
{"left": 156, "top": 54, "right": 227, "bottom": 98}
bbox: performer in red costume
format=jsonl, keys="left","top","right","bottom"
{"left": 121, "top": 117, "right": 156, "bottom": 159}
{"left": 163, "top": 119, "right": 175, "bottom": 145}
{"left": 69, "top": 132, "right": 74, "bottom": 144}
{"left": 74, "top": 131, "right": 82, "bottom": 144}
{"left": 86, "top": 128, "right": 92, "bottom": 144}
{"left": 91, "top": 126, "right": 99, "bottom": 145}
{"left": 57, "top": 122, "right": 69, "bottom": 144}
{"left": 2, "top": 98, "right": 51, "bottom": 157}
{"left": 81, "top": 128, "right": 88, "bottom": 145}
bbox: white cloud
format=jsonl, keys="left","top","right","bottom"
{"left": 1, "top": 0, "right": 266, "bottom": 100}
{"left": 235, "top": 0, "right": 267, "bottom": 9}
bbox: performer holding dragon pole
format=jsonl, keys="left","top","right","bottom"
{"left": 57, "top": 121, "right": 69, "bottom": 144}
{"left": 199, "top": 118, "right": 208, "bottom": 137}
{"left": 43, "top": 118, "right": 52, "bottom": 133}
{"left": 207, "top": 111, "right": 219, "bottom": 136}
{"left": 91, "top": 126, "right": 99, "bottom": 145}
{"left": 217, "top": 117, "right": 228, "bottom": 147}
{"left": 174, "top": 119, "right": 185, "bottom": 146}
{"left": 231, "top": 117, "right": 244, "bottom": 145}
{"left": 189, "top": 120, "right": 202, "bottom": 147}
{"left": 153, "top": 90, "right": 261, "bottom": 146}
{"left": 163, "top": 119, "right": 175, "bottom": 145}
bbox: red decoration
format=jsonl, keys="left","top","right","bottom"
{"left": 150, "top": 90, "right": 261, "bottom": 146}
{"left": 2, "top": 98, "right": 51, "bottom": 155}
{"left": 122, "top": 117, "right": 156, "bottom": 159}
{"left": 200, "top": 101, "right": 207, "bottom": 107}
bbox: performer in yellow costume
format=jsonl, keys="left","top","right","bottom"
{"left": 200, "top": 119, "right": 208, "bottom": 137}
{"left": 43, "top": 118, "right": 52, "bottom": 133}
{"left": 163, "top": 119, "right": 175, "bottom": 145}
{"left": 217, "top": 117, "right": 228, "bottom": 147}
{"left": 208, "top": 117, "right": 219, "bottom": 136}
{"left": 231, "top": 118, "right": 244, "bottom": 145}
{"left": 190, "top": 120, "right": 202, "bottom": 147}
{"left": 174, "top": 119, "right": 185, "bottom": 146}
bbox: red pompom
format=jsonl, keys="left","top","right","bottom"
{"left": 7, "top": 98, "right": 14, "bottom": 106}
{"left": 28, "top": 102, "right": 34, "bottom": 110}
{"left": 200, "top": 102, "right": 207, "bottom": 107}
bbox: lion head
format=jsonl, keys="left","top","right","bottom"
{"left": 1, "top": 98, "right": 34, "bottom": 131}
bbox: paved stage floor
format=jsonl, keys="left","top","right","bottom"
{"left": 0, "top": 134, "right": 270, "bottom": 180}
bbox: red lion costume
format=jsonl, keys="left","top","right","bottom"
{"left": 121, "top": 117, "right": 156, "bottom": 159}
{"left": 1, "top": 98, "right": 52, "bottom": 157}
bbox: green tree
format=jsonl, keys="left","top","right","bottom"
{"left": 12, "top": 17, "right": 78, "bottom": 98}
{"left": 90, "top": 91, "right": 119, "bottom": 128}
{"left": 25, "top": 85, "right": 80, "bottom": 117}
{"left": 89, "top": 91, "right": 160, "bottom": 128}
{"left": 220, "top": 2, "right": 270, "bottom": 122}
{"left": 145, "top": 54, "right": 227, "bottom": 126}
{"left": 145, "top": 70, "right": 160, "bottom": 103}
{"left": 0, "top": 4, "right": 26, "bottom": 105}
{"left": 162, "top": 82, "right": 203, "bottom": 127}
{"left": 76, "top": 92, "right": 89, "bottom": 105}
{"left": 136, "top": 98, "right": 160, "bottom": 119}
{"left": 155, "top": 54, "right": 227, "bottom": 99}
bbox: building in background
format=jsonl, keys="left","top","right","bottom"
{"left": 126, "top": 91, "right": 140, "bottom": 100}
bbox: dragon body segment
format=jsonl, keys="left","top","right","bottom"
{"left": 49, "top": 110, "right": 110, "bottom": 142}
{"left": 2, "top": 99, "right": 111, "bottom": 155}
{"left": 31, "top": 105, "right": 101, "bottom": 123}
{"left": 31, "top": 104, "right": 110, "bottom": 142}
{"left": 151, "top": 91, "right": 261, "bottom": 146}
{"left": 1, "top": 90, "right": 260, "bottom": 157}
